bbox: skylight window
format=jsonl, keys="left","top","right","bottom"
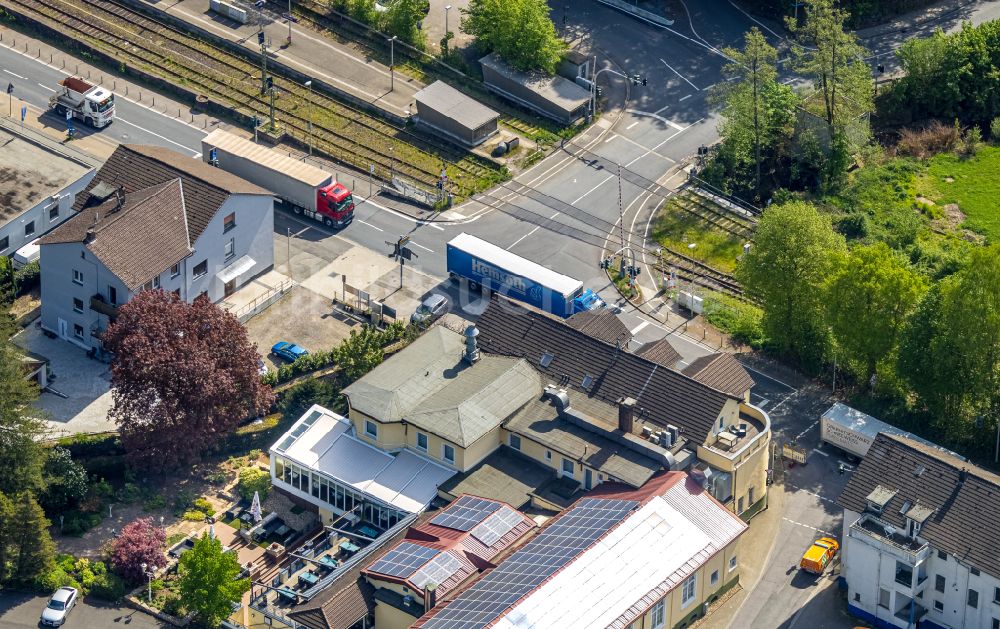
{"left": 539, "top": 353, "right": 554, "bottom": 368}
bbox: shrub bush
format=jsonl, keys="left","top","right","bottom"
{"left": 172, "top": 489, "right": 196, "bottom": 516}
{"left": 896, "top": 121, "right": 960, "bottom": 159}
{"left": 61, "top": 511, "right": 103, "bottom": 536}
{"left": 703, "top": 294, "right": 766, "bottom": 349}
{"left": 116, "top": 482, "right": 142, "bottom": 504}
{"left": 192, "top": 498, "right": 215, "bottom": 517}
{"left": 89, "top": 571, "right": 125, "bottom": 601}
{"left": 34, "top": 568, "right": 79, "bottom": 594}
{"left": 236, "top": 467, "right": 270, "bottom": 502}
{"left": 182, "top": 509, "right": 207, "bottom": 522}
{"left": 162, "top": 596, "right": 184, "bottom": 617}
{"left": 142, "top": 494, "right": 167, "bottom": 511}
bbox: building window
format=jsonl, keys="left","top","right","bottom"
{"left": 171, "top": 263, "right": 180, "bottom": 278}
{"left": 416, "top": 432, "right": 428, "bottom": 451}
{"left": 650, "top": 599, "right": 665, "bottom": 628}
{"left": 72, "top": 269, "right": 84, "bottom": 285}
{"left": 0, "top": 236, "right": 8, "bottom": 252}
{"left": 509, "top": 434, "right": 521, "bottom": 450}
{"left": 993, "top": 619, "right": 1000, "bottom": 629}
{"left": 994, "top": 587, "right": 1000, "bottom": 604}
{"left": 72, "top": 298, "right": 83, "bottom": 314}
{"left": 938, "top": 549, "right": 947, "bottom": 560}
{"left": 561, "top": 458, "right": 574, "bottom": 479}
{"left": 73, "top": 324, "right": 84, "bottom": 339}
{"left": 108, "top": 285, "right": 118, "bottom": 305}
{"left": 364, "top": 420, "right": 377, "bottom": 439}
{"left": 969, "top": 589, "right": 979, "bottom": 609}
{"left": 935, "top": 575, "right": 945, "bottom": 593}
{"left": 224, "top": 238, "right": 235, "bottom": 260}
{"left": 49, "top": 205, "right": 59, "bottom": 221}
{"left": 442, "top": 444, "right": 455, "bottom": 464}
{"left": 729, "top": 556, "right": 738, "bottom": 571}
{"left": 545, "top": 450, "right": 552, "bottom": 461}
{"left": 934, "top": 600, "right": 944, "bottom": 612}
{"left": 972, "top": 567, "right": 981, "bottom": 577}
{"left": 24, "top": 220, "right": 34, "bottom": 236}
{"left": 223, "top": 212, "right": 236, "bottom": 233}
{"left": 854, "top": 593, "right": 861, "bottom": 603}
{"left": 895, "top": 561, "right": 913, "bottom": 587}
{"left": 710, "top": 570, "right": 719, "bottom": 586}
{"left": 878, "top": 588, "right": 890, "bottom": 610}
{"left": 681, "top": 573, "right": 697, "bottom": 607}
{"left": 193, "top": 260, "right": 207, "bottom": 278}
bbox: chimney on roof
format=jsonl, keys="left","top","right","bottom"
{"left": 85, "top": 212, "right": 100, "bottom": 243}
{"left": 463, "top": 325, "right": 480, "bottom": 364}
{"left": 425, "top": 582, "right": 438, "bottom": 613}
{"left": 618, "top": 396, "right": 637, "bottom": 434}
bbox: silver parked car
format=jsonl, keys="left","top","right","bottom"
{"left": 41, "top": 586, "right": 78, "bottom": 626}
{"left": 411, "top": 294, "right": 449, "bottom": 326}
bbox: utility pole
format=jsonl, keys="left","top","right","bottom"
{"left": 258, "top": 30, "right": 269, "bottom": 95}
{"left": 389, "top": 145, "right": 395, "bottom": 182}
{"left": 267, "top": 78, "right": 276, "bottom": 131}
{"left": 304, "top": 79, "right": 313, "bottom": 156}
{"left": 388, "top": 36, "right": 397, "bottom": 92}
{"left": 617, "top": 163, "right": 625, "bottom": 277}
{"left": 287, "top": 0, "right": 292, "bottom": 45}
{"left": 287, "top": 227, "right": 292, "bottom": 279}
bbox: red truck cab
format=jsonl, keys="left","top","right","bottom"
{"left": 318, "top": 182, "right": 355, "bottom": 226}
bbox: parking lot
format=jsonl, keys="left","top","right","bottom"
{"left": 0, "top": 591, "right": 169, "bottom": 628}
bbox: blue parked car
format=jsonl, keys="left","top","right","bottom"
{"left": 271, "top": 341, "right": 309, "bottom": 362}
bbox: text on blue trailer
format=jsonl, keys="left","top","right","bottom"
{"left": 446, "top": 233, "right": 605, "bottom": 318}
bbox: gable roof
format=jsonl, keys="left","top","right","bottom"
{"left": 414, "top": 473, "right": 746, "bottom": 629}
{"left": 838, "top": 433, "right": 1000, "bottom": 579}
{"left": 566, "top": 309, "right": 631, "bottom": 347}
{"left": 40, "top": 179, "right": 192, "bottom": 289}
{"left": 474, "top": 300, "right": 734, "bottom": 443}
{"left": 68, "top": 144, "right": 268, "bottom": 243}
{"left": 633, "top": 337, "right": 682, "bottom": 368}
{"left": 681, "top": 353, "right": 755, "bottom": 398}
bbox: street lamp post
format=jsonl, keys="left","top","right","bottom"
{"left": 388, "top": 36, "right": 397, "bottom": 92}
{"left": 304, "top": 79, "right": 313, "bottom": 156}
{"left": 444, "top": 5, "right": 452, "bottom": 43}
{"left": 389, "top": 145, "right": 395, "bottom": 181}
{"left": 287, "top": 0, "right": 293, "bottom": 45}
{"left": 141, "top": 562, "right": 155, "bottom": 603}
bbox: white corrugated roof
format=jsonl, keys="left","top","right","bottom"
{"left": 202, "top": 128, "right": 332, "bottom": 187}
{"left": 492, "top": 478, "right": 747, "bottom": 629}
{"left": 272, "top": 405, "right": 455, "bottom": 513}
{"left": 448, "top": 233, "right": 583, "bottom": 297}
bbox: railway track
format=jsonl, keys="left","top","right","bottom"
{"left": 4, "top": 0, "right": 504, "bottom": 194}
{"left": 670, "top": 190, "right": 757, "bottom": 239}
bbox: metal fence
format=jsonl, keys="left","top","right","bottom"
{"left": 233, "top": 278, "right": 295, "bottom": 323}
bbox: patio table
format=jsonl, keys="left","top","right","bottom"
{"left": 318, "top": 555, "right": 338, "bottom": 569}
{"left": 298, "top": 571, "right": 319, "bottom": 586}
{"left": 339, "top": 540, "right": 361, "bottom": 554}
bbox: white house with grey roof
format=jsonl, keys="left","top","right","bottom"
{"left": 38, "top": 143, "right": 273, "bottom": 352}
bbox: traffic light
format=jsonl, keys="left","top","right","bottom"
{"left": 258, "top": 31, "right": 265, "bottom": 46}
{"left": 265, "top": 76, "right": 273, "bottom": 91}
{"left": 596, "top": 86, "right": 604, "bottom": 98}
{"left": 877, "top": 64, "right": 885, "bottom": 74}
{"left": 641, "top": 76, "right": 647, "bottom": 86}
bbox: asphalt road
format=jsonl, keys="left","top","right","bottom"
{"left": 0, "top": 591, "right": 170, "bottom": 628}
{"left": 0, "top": 44, "right": 206, "bottom": 155}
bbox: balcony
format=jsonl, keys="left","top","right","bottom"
{"left": 894, "top": 602, "right": 927, "bottom": 624}
{"left": 89, "top": 294, "right": 119, "bottom": 319}
{"left": 849, "top": 514, "right": 930, "bottom": 565}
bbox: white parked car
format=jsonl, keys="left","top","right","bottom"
{"left": 41, "top": 586, "right": 78, "bottom": 626}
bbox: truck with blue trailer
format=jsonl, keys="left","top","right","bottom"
{"left": 446, "top": 233, "right": 605, "bottom": 318}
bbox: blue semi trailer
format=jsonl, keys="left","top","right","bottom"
{"left": 446, "top": 233, "right": 605, "bottom": 318}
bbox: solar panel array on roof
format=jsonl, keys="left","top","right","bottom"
{"left": 421, "top": 498, "right": 639, "bottom": 629}
{"left": 431, "top": 496, "right": 502, "bottom": 532}
{"left": 470, "top": 506, "right": 524, "bottom": 547}
{"left": 412, "top": 552, "right": 464, "bottom": 590}
{"left": 368, "top": 542, "right": 439, "bottom": 579}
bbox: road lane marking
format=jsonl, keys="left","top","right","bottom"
{"left": 115, "top": 117, "right": 200, "bottom": 155}
{"left": 626, "top": 121, "right": 639, "bottom": 130}
{"left": 605, "top": 134, "right": 617, "bottom": 143}
{"left": 794, "top": 419, "right": 819, "bottom": 442}
{"left": 679, "top": 94, "right": 692, "bottom": 102}
{"left": 37, "top": 83, "right": 55, "bottom": 92}
{"left": 660, "top": 58, "right": 700, "bottom": 91}
{"left": 611, "top": 133, "right": 676, "bottom": 163}
{"left": 630, "top": 321, "right": 650, "bottom": 335}
{"left": 782, "top": 518, "right": 837, "bottom": 537}
{"left": 356, "top": 196, "right": 445, "bottom": 230}
{"left": 355, "top": 219, "right": 384, "bottom": 231}
{"left": 741, "top": 365, "right": 796, "bottom": 391}
{"left": 786, "top": 484, "right": 838, "bottom": 506}
{"left": 410, "top": 241, "right": 434, "bottom": 253}
{"left": 506, "top": 210, "right": 561, "bottom": 251}
{"left": 812, "top": 449, "right": 829, "bottom": 457}
{"left": 4, "top": 69, "right": 26, "bottom": 80}
{"left": 571, "top": 173, "right": 616, "bottom": 205}
{"left": 755, "top": 397, "right": 770, "bottom": 408}
{"left": 625, "top": 109, "right": 685, "bottom": 131}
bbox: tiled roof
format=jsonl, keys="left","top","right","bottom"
{"left": 69, "top": 144, "right": 268, "bottom": 243}
{"left": 40, "top": 179, "right": 192, "bottom": 289}
{"left": 837, "top": 433, "right": 1000, "bottom": 579}
{"left": 566, "top": 309, "right": 631, "bottom": 347}
{"left": 474, "top": 300, "right": 733, "bottom": 443}
{"left": 681, "top": 353, "right": 755, "bottom": 398}
{"left": 633, "top": 338, "right": 682, "bottom": 368}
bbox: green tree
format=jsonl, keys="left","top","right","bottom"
{"left": 0, "top": 491, "right": 14, "bottom": 584}
{"left": 0, "top": 315, "right": 47, "bottom": 496}
{"left": 40, "top": 447, "right": 89, "bottom": 512}
{"left": 381, "top": 0, "right": 426, "bottom": 48}
{"left": 826, "top": 243, "right": 926, "bottom": 387}
{"left": 8, "top": 492, "right": 54, "bottom": 586}
{"left": 178, "top": 534, "right": 250, "bottom": 628}
{"left": 713, "top": 27, "right": 797, "bottom": 199}
{"left": 333, "top": 322, "right": 408, "bottom": 383}
{"left": 462, "top": 0, "right": 565, "bottom": 74}
{"left": 787, "top": 0, "right": 873, "bottom": 133}
{"left": 736, "top": 201, "right": 846, "bottom": 369}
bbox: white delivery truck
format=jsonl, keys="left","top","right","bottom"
{"left": 819, "top": 402, "right": 964, "bottom": 460}
{"left": 49, "top": 77, "right": 115, "bottom": 128}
